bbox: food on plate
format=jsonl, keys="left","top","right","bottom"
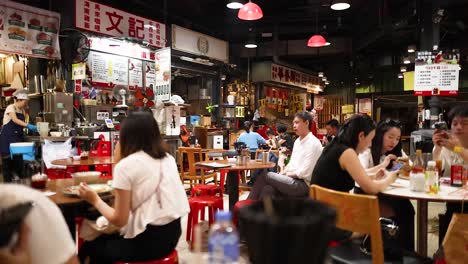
{"left": 8, "top": 27, "right": 27, "bottom": 40}
{"left": 45, "top": 21, "right": 58, "bottom": 32}
{"left": 9, "top": 13, "right": 22, "bottom": 22}
{"left": 29, "top": 18, "right": 41, "bottom": 26}
{"left": 63, "top": 184, "right": 111, "bottom": 195}
{"left": 42, "top": 46, "right": 56, "bottom": 57}
{"left": 37, "top": 32, "right": 52, "bottom": 43}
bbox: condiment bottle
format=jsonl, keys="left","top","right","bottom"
{"left": 425, "top": 160, "right": 438, "bottom": 194}
{"left": 450, "top": 146, "right": 464, "bottom": 187}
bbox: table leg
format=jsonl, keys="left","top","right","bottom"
{"left": 227, "top": 170, "right": 239, "bottom": 211}
{"left": 417, "top": 200, "right": 428, "bottom": 256}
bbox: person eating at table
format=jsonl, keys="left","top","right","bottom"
{"left": 78, "top": 111, "right": 190, "bottom": 264}
{"left": 0, "top": 184, "right": 78, "bottom": 264}
{"left": 357, "top": 119, "right": 415, "bottom": 251}
{"left": 432, "top": 105, "right": 468, "bottom": 240}
{"left": 237, "top": 120, "right": 267, "bottom": 159}
{"left": 248, "top": 112, "right": 323, "bottom": 199}
{"left": 0, "top": 89, "right": 37, "bottom": 182}
{"left": 311, "top": 114, "right": 398, "bottom": 241}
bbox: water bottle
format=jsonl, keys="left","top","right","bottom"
{"left": 208, "top": 211, "right": 239, "bottom": 264}
{"left": 425, "top": 160, "right": 438, "bottom": 194}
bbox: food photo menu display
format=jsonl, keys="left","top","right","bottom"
{"left": 0, "top": 0, "right": 61, "bottom": 59}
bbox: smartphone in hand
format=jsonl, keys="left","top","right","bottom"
{"left": 390, "top": 162, "right": 405, "bottom": 172}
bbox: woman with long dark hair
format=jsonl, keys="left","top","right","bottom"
{"left": 311, "top": 114, "right": 398, "bottom": 240}
{"left": 358, "top": 119, "right": 415, "bottom": 251}
{"left": 78, "top": 111, "right": 189, "bottom": 264}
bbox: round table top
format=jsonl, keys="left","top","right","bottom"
{"left": 52, "top": 156, "right": 116, "bottom": 166}
{"left": 195, "top": 159, "right": 275, "bottom": 171}
{"left": 381, "top": 178, "right": 467, "bottom": 202}
{"left": 44, "top": 178, "right": 112, "bottom": 205}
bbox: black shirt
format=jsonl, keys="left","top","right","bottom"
{"left": 311, "top": 142, "right": 355, "bottom": 192}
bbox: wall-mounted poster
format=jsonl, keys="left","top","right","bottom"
{"left": 128, "top": 58, "right": 142, "bottom": 90}
{"left": 154, "top": 47, "right": 171, "bottom": 101}
{"left": 144, "top": 61, "right": 156, "bottom": 90}
{"left": 0, "top": 1, "right": 61, "bottom": 59}
{"left": 89, "top": 51, "right": 128, "bottom": 87}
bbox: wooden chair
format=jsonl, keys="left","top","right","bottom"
{"left": 310, "top": 185, "right": 384, "bottom": 264}
{"left": 178, "top": 147, "right": 218, "bottom": 190}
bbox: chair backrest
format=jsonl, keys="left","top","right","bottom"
{"left": 178, "top": 147, "right": 203, "bottom": 179}
{"left": 310, "top": 185, "right": 384, "bottom": 264}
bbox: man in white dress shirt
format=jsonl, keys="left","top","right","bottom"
{"left": 248, "top": 112, "right": 323, "bottom": 199}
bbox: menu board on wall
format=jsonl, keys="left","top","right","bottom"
{"left": 144, "top": 61, "right": 156, "bottom": 90}
{"left": 89, "top": 51, "right": 128, "bottom": 87}
{"left": 414, "top": 50, "right": 460, "bottom": 96}
{"left": 75, "top": 0, "right": 166, "bottom": 48}
{"left": 154, "top": 47, "right": 171, "bottom": 101}
{"left": 313, "top": 96, "right": 324, "bottom": 111}
{"left": 128, "top": 58, "right": 142, "bottom": 90}
{"left": 358, "top": 98, "right": 372, "bottom": 116}
{"left": 0, "top": 1, "right": 61, "bottom": 59}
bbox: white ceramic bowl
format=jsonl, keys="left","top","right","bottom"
{"left": 50, "top": 131, "right": 62, "bottom": 137}
{"left": 72, "top": 155, "right": 81, "bottom": 161}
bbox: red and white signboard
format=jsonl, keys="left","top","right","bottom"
{"left": 414, "top": 64, "right": 460, "bottom": 96}
{"left": 0, "top": 0, "right": 61, "bottom": 59}
{"left": 88, "top": 36, "right": 156, "bottom": 61}
{"left": 75, "top": 79, "right": 82, "bottom": 94}
{"left": 75, "top": 0, "right": 166, "bottom": 48}
{"left": 271, "top": 63, "right": 322, "bottom": 91}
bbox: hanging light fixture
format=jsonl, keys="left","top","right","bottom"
{"left": 403, "top": 57, "right": 411, "bottom": 64}
{"left": 307, "top": 8, "right": 330, "bottom": 47}
{"left": 398, "top": 73, "right": 404, "bottom": 79}
{"left": 325, "top": 81, "right": 330, "bottom": 85}
{"left": 318, "top": 72, "right": 324, "bottom": 77}
{"left": 245, "top": 28, "right": 257, "bottom": 48}
{"left": 400, "top": 66, "right": 407, "bottom": 72}
{"left": 322, "top": 76, "right": 327, "bottom": 82}
{"left": 238, "top": 1, "right": 263, "bottom": 20}
{"left": 408, "top": 45, "right": 416, "bottom": 53}
{"left": 227, "top": 0, "right": 244, "bottom": 9}
{"left": 331, "top": 0, "right": 350, "bottom": 11}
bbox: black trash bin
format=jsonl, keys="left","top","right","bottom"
{"left": 238, "top": 198, "right": 336, "bottom": 264}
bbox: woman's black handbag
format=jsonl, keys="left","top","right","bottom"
{"left": 360, "top": 217, "right": 403, "bottom": 260}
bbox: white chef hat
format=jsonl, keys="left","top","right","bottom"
{"left": 13, "top": 88, "right": 29, "bottom": 100}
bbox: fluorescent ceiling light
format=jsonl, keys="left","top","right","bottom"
{"left": 400, "top": 66, "right": 407, "bottom": 72}
{"left": 331, "top": 0, "right": 350, "bottom": 11}
{"left": 245, "top": 43, "right": 257, "bottom": 48}
{"left": 227, "top": 0, "right": 244, "bottom": 9}
{"left": 398, "top": 73, "right": 404, "bottom": 79}
{"left": 180, "top": 56, "right": 214, "bottom": 66}
{"left": 403, "top": 57, "right": 411, "bottom": 64}
{"left": 408, "top": 45, "right": 416, "bottom": 53}
{"left": 318, "top": 72, "right": 324, "bottom": 77}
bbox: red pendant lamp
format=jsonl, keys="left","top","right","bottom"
{"left": 238, "top": 1, "right": 263, "bottom": 21}
{"left": 307, "top": 8, "right": 330, "bottom": 47}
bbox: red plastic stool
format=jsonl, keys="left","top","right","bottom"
{"left": 75, "top": 217, "right": 85, "bottom": 252}
{"left": 233, "top": 199, "right": 256, "bottom": 227}
{"left": 114, "top": 249, "right": 178, "bottom": 264}
{"left": 186, "top": 196, "right": 224, "bottom": 242}
{"left": 190, "top": 184, "right": 221, "bottom": 197}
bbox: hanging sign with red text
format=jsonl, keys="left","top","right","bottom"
{"left": 414, "top": 50, "right": 460, "bottom": 96}
{"left": 75, "top": 0, "right": 166, "bottom": 48}
{"left": 271, "top": 63, "right": 322, "bottom": 91}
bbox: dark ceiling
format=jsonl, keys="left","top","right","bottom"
{"left": 14, "top": 0, "right": 468, "bottom": 85}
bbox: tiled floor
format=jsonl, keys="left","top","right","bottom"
{"left": 176, "top": 193, "right": 445, "bottom": 263}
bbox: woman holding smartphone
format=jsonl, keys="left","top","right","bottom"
{"left": 358, "top": 119, "right": 415, "bottom": 251}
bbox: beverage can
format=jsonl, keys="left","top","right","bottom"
{"left": 450, "top": 164, "right": 463, "bottom": 187}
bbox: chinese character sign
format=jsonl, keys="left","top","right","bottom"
{"left": 0, "top": 1, "right": 61, "bottom": 59}
{"left": 271, "top": 63, "right": 322, "bottom": 91}
{"left": 414, "top": 49, "right": 460, "bottom": 96}
{"left": 75, "top": 0, "right": 165, "bottom": 48}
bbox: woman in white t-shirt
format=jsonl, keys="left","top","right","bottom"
{"left": 78, "top": 111, "right": 190, "bottom": 264}
{"left": 357, "top": 119, "right": 415, "bottom": 251}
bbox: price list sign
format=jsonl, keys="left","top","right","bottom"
{"left": 414, "top": 64, "right": 460, "bottom": 96}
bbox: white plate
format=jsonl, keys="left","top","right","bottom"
{"left": 63, "top": 184, "right": 112, "bottom": 196}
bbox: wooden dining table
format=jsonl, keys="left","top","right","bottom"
{"left": 381, "top": 178, "right": 466, "bottom": 256}
{"left": 51, "top": 156, "right": 116, "bottom": 167}
{"left": 195, "top": 159, "right": 275, "bottom": 210}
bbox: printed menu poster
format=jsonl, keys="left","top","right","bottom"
{"left": 154, "top": 47, "right": 171, "bottom": 101}
{"left": 89, "top": 52, "right": 128, "bottom": 86}
{"left": 414, "top": 49, "right": 460, "bottom": 96}
{"left": 144, "top": 61, "right": 156, "bottom": 90}
{"left": 0, "top": 1, "right": 61, "bottom": 59}
{"left": 128, "top": 59, "right": 142, "bottom": 90}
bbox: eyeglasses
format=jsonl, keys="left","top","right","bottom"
{"left": 382, "top": 119, "right": 402, "bottom": 128}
